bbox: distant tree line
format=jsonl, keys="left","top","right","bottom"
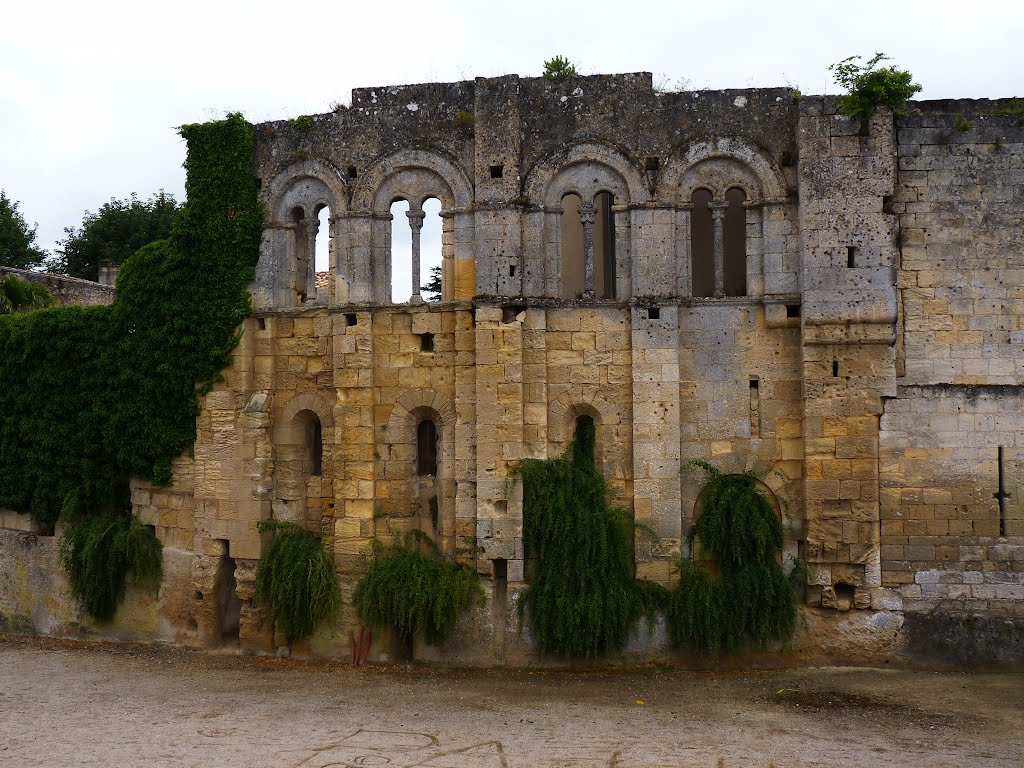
{"left": 0, "top": 190, "right": 180, "bottom": 282}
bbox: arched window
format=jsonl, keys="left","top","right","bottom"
{"left": 560, "top": 193, "right": 584, "bottom": 299}
{"left": 291, "top": 206, "right": 310, "bottom": 304}
{"left": 724, "top": 187, "right": 747, "bottom": 297}
{"left": 560, "top": 192, "right": 616, "bottom": 300}
{"left": 302, "top": 411, "right": 323, "bottom": 477}
{"left": 314, "top": 204, "right": 330, "bottom": 274}
{"left": 420, "top": 197, "right": 443, "bottom": 301}
{"left": 594, "top": 191, "right": 616, "bottom": 299}
{"left": 390, "top": 199, "right": 412, "bottom": 303}
{"left": 417, "top": 419, "right": 438, "bottom": 477}
{"left": 690, "top": 189, "right": 714, "bottom": 297}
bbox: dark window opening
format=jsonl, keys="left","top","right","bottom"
{"left": 834, "top": 582, "right": 856, "bottom": 611}
{"left": 417, "top": 419, "right": 438, "bottom": 477}
{"left": 648, "top": 306, "right": 661, "bottom": 320}
{"left": 644, "top": 156, "right": 660, "bottom": 171}
{"left": 216, "top": 554, "right": 241, "bottom": 640}
{"left": 509, "top": 264, "right": 516, "bottom": 277}
{"left": 257, "top": 317, "right": 266, "bottom": 330}
{"left": 195, "top": 591, "right": 204, "bottom": 601}
{"left": 832, "top": 360, "right": 839, "bottom": 378}
{"left": 749, "top": 378, "right": 761, "bottom": 439}
{"left": 502, "top": 304, "right": 525, "bottom": 324}
{"left": 347, "top": 166, "right": 358, "bottom": 178}
{"left": 847, "top": 246, "right": 857, "bottom": 268}
{"left": 996, "top": 446, "right": 1008, "bottom": 537}
{"left": 490, "top": 164, "right": 504, "bottom": 179}
{"left": 724, "top": 187, "right": 747, "bottom": 296}
{"left": 595, "top": 191, "right": 616, "bottom": 299}
{"left": 291, "top": 206, "right": 309, "bottom": 304}
{"left": 420, "top": 332, "right": 435, "bottom": 352}
{"left": 691, "top": 189, "right": 714, "bottom": 297}
{"left": 308, "top": 416, "right": 323, "bottom": 476}
{"left": 493, "top": 558, "right": 508, "bottom": 581}
{"left": 786, "top": 304, "right": 801, "bottom": 318}
{"left": 345, "top": 313, "right": 358, "bottom": 326}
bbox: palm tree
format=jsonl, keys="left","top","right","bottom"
{"left": 0, "top": 273, "right": 55, "bottom": 314}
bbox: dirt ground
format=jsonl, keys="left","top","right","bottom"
{"left": 1, "top": 635, "right": 1022, "bottom": 768}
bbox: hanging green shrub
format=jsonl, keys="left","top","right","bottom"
{"left": 511, "top": 416, "right": 666, "bottom": 658}
{"left": 667, "top": 462, "right": 796, "bottom": 652}
{"left": 60, "top": 513, "right": 162, "bottom": 623}
{"left": 253, "top": 520, "right": 341, "bottom": 644}
{"left": 352, "top": 529, "right": 482, "bottom": 647}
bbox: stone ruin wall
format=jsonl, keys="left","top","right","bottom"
{"left": 2, "top": 74, "right": 1022, "bottom": 663}
{"left": 0, "top": 266, "right": 115, "bottom": 307}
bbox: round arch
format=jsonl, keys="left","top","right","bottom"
{"left": 352, "top": 148, "right": 474, "bottom": 211}
{"left": 265, "top": 158, "right": 349, "bottom": 222}
{"left": 524, "top": 140, "right": 648, "bottom": 207}
{"left": 661, "top": 137, "right": 787, "bottom": 204}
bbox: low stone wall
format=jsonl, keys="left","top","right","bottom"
{"left": 0, "top": 266, "right": 114, "bottom": 306}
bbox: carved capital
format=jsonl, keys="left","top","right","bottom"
{"left": 577, "top": 201, "right": 597, "bottom": 226}
{"left": 709, "top": 202, "right": 729, "bottom": 222}
{"left": 405, "top": 210, "right": 426, "bottom": 230}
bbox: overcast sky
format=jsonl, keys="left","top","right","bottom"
{"left": 2, "top": 0, "right": 1019, "bottom": 277}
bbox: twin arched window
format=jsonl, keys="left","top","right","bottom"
{"left": 289, "top": 204, "right": 331, "bottom": 305}
{"left": 691, "top": 187, "right": 747, "bottom": 298}
{"left": 390, "top": 198, "right": 443, "bottom": 304}
{"left": 560, "top": 191, "right": 616, "bottom": 299}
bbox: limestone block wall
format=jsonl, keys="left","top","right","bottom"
{"left": 678, "top": 303, "right": 804, "bottom": 570}
{"left": 879, "top": 99, "right": 1024, "bottom": 615}
{"left": 797, "top": 99, "right": 899, "bottom": 610}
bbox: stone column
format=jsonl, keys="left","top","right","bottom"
{"left": 303, "top": 217, "right": 319, "bottom": 302}
{"left": 407, "top": 208, "right": 425, "bottom": 304}
{"left": 578, "top": 201, "right": 597, "bottom": 297}
{"left": 710, "top": 202, "right": 728, "bottom": 298}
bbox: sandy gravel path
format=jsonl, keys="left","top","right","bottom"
{"left": 1, "top": 636, "right": 1022, "bottom": 767}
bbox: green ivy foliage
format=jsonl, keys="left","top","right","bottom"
{"left": 253, "top": 520, "right": 341, "bottom": 643}
{"left": 353, "top": 529, "right": 482, "bottom": 647}
{"left": 511, "top": 416, "right": 665, "bottom": 658}
{"left": 0, "top": 112, "right": 262, "bottom": 619}
{"left": 667, "top": 462, "right": 796, "bottom": 652}
{"left": 829, "top": 52, "right": 922, "bottom": 122}
{"left": 60, "top": 513, "right": 163, "bottom": 622}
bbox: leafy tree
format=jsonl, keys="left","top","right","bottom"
{"left": 543, "top": 55, "right": 579, "bottom": 80}
{"left": 0, "top": 273, "right": 54, "bottom": 314}
{"left": 421, "top": 265, "right": 442, "bottom": 301}
{"left": 55, "top": 191, "right": 180, "bottom": 281}
{"left": 0, "top": 191, "right": 48, "bottom": 270}
{"left": 829, "top": 52, "right": 922, "bottom": 122}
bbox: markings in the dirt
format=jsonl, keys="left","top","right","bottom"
{"left": 272, "top": 728, "right": 731, "bottom": 768}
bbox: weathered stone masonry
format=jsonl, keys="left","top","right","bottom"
{"left": 2, "top": 74, "right": 1022, "bottom": 662}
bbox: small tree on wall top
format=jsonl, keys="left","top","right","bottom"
{"left": 543, "top": 55, "right": 579, "bottom": 80}
{"left": 829, "top": 52, "right": 922, "bottom": 122}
